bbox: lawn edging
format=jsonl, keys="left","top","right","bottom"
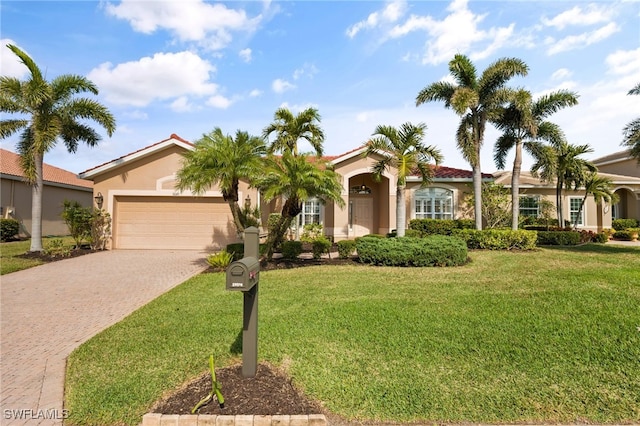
{"left": 142, "top": 413, "right": 327, "bottom": 426}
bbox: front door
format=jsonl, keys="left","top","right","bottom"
{"left": 352, "top": 197, "right": 373, "bottom": 237}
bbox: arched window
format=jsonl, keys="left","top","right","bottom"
{"left": 414, "top": 188, "right": 453, "bottom": 219}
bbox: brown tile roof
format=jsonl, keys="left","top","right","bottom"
{"left": 430, "top": 165, "right": 492, "bottom": 179}
{"left": 0, "top": 148, "right": 93, "bottom": 189}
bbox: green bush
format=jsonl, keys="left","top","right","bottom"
{"left": 456, "top": 219, "right": 475, "bottom": 229}
{"left": 612, "top": 218, "right": 639, "bottom": 231}
{"left": 408, "top": 219, "right": 457, "bottom": 235}
{"left": 281, "top": 240, "right": 303, "bottom": 260}
{"left": 0, "top": 218, "right": 19, "bottom": 241}
{"left": 300, "top": 223, "right": 324, "bottom": 243}
{"left": 614, "top": 228, "right": 639, "bottom": 241}
{"left": 267, "top": 213, "right": 281, "bottom": 232}
{"left": 404, "top": 229, "right": 423, "bottom": 238}
{"left": 536, "top": 231, "right": 581, "bottom": 246}
{"left": 452, "top": 229, "right": 537, "bottom": 250}
{"left": 337, "top": 240, "right": 356, "bottom": 258}
{"left": 226, "top": 243, "right": 268, "bottom": 261}
{"left": 592, "top": 232, "right": 609, "bottom": 243}
{"left": 61, "top": 200, "right": 92, "bottom": 248}
{"left": 44, "top": 238, "right": 71, "bottom": 258}
{"left": 356, "top": 235, "right": 468, "bottom": 267}
{"left": 311, "top": 236, "right": 332, "bottom": 259}
{"left": 206, "top": 250, "right": 234, "bottom": 269}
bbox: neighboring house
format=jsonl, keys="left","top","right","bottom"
{"left": 592, "top": 150, "right": 640, "bottom": 222}
{"left": 0, "top": 148, "right": 93, "bottom": 236}
{"left": 79, "top": 134, "right": 485, "bottom": 250}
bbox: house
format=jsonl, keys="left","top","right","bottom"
{"left": 78, "top": 134, "right": 484, "bottom": 250}
{"left": 592, "top": 150, "right": 640, "bottom": 222}
{"left": 0, "top": 148, "right": 94, "bottom": 236}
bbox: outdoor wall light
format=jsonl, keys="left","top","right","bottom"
{"left": 244, "top": 194, "right": 251, "bottom": 211}
{"left": 94, "top": 192, "right": 104, "bottom": 208}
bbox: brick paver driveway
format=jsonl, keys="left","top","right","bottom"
{"left": 1, "top": 250, "right": 207, "bottom": 426}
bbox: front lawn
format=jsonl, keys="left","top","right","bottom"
{"left": 65, "top": 245, "right": 640, "bottom": 425}
{"left": 0, "top": 236, "right": 77, "bottom": 274}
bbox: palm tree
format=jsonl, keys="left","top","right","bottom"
{"left": 175, "top": 128, "right": 266, "bottom": 234}
{"left": 416, "top": 54, "right": 528, "bottom": 229}
{"left": 256, "top": 153, "right": 345, "bottom": 259}
{"left": 262, "top": 107, "right": 324, "bottom": 157}
{"left": 0, "top": 44, "right": 116, "bottom": 252}
{"left": 530, "top": 139, "right": 596, "bottom": 227}
{"left": 493, "top": 89, "right": 579, "bottom": 229}
{"left": 622, "top": 83, "right": 640, "bottom": 162}
{"left": 363, "top": 122, "right": 442, "bottom": 237}
{"left": 571, "top": 172, "right": 618, "bottom": 230}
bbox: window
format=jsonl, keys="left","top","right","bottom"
{"left": 569, "top": 197, "right": 583, "bottom": 226}
{"left": 414, "top": 188, "right": 453, "bottom": 219}
{"left": 297, "top": 197, "right": 321, "bottom": 227}
{"left": 519, "top": 196, "right": 540, "bottom": 218}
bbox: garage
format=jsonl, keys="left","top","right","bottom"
{"left": 113, "top": 196, "right": 237, "bottom": 250}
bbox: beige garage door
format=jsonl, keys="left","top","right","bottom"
{"left": 114, "top": 196, "right": 236, "bottom": 250}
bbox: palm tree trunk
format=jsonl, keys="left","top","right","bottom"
{"left": 30, "top": 151, "right": 44, "bottom": 252}
{"left": 396, "top": 183, "right": 406, "bottom": 237}
{"left": 228, "top": 201, "right": 245, "bottom": 235}
{"left": 473, "top": 164, "right": 483, "bottom": 230}
{"left": 511, "top": 141, "right": 523, "bottom": 231}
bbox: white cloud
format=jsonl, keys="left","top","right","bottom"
{"left": 87, "top": 51, "right": 219, "bottom": 107}
{"left": 356, "top": 112, "right": 371, "bottom": 123}
{"left": 239, "top": 48, "right": 252, "bottom": 63}
{"left": 546, "top": 22, "right": 619, "bottom": 55}
{"left": 541, "top": 4, "right": 614, "bottom": 30}
{"left": 171, "top": 96, "right": 194, "bottom": 112}
{"left": 124, "top": 110, "right": 148, "bottom": 120}
{"left": 104, "top": 0, "right": 262, "bottom": 51}
{"left": 272, "top": 78, "right": 296, "bottom": 94}
{"left": 346, "top": 0, "right": 407, "bottom": 38}
{"left": 206, "top": 95, "right": 232, "bottom": 109}
{"left": 551, "top": 68, "right": 573, "bottom": 80}
{"left": 293, "top": 63, "right": 318, "bottom": 80}
{"left": 0, "top": 39, "right": 29, "bottom": 78}
{"left": 606, "top": 48, "right": 640, "bottom": 77}
{"left": 249, "top": 89, "right": 262, "bottom": 97}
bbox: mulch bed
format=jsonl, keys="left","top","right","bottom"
{"left": 152, "top": 363, "right": 324, "bottom": 416}
{"left": 17, "top": 246, "right": 97, "bottom": 262}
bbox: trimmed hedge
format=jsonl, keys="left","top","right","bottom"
{"left": 226, "top": 242, "right": 267, "bottom": 261}
{"left": 614, "top": 228, "right": 639, "bottom": 241}
{"left": 408, "top": 218, "right": 475, "bottom": 237}
{"left": 337, "top": 240, "right": 356, "bottom": 258}
{"left": 612, "top": 218, "right": 639, "bottom": 231}
{"left": 452, "top": 229, "right": 537, "bottom": 250}
{"left": 281, "top": 240, "right": 303, "bottom": 260}
{"left": 356, "top": 235, "right": 468, "bottom": 267}
{"left": 1, "top": 218, "right": 19, "bottom": 241}
{"left": 311, "top": 237, "right": 331, "bottom": 259}
{"left": 536, "top": 231, "right": 581, "bottom": 246}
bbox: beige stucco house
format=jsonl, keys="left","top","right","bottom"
{"left": 1, "top": 148, "right": 93, "bottom": 237}
{"left": 79, "top": 134, "right": 483, "bottom": 250}
{"left": 592, "top": 150, "right": 640, "bottom": 222}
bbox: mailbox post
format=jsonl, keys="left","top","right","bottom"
{"left": 225, "top": 226, "right": 260, "bottom": 378}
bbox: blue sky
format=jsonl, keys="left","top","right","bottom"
{"left": 1, "top": 0, "right": 639, "bottom": 175}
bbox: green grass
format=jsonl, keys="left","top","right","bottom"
{"left": 0, "top": 236, "right": 76, "bottom": 275}
{"left": 65, "top": 245, "right": 640, "bottom": 425}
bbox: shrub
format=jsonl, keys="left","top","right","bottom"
{"left": 356, "top": 235, "right": 468, "bottom": 267}
{"left": 90, "top": 209, "right": 111, "bottom": 250}
{"left": 409, "top": 219, "right": 457, "bottom": 236}
{"left": 592, "top": 232, "right": 609, "bottom": 243}
{"left": 614, "top": 228, "right": 639, "bottom": 241}
{"left": 1, "top": 218, "right": 19, "bottom": 241}
{"left": 226, "top": 243, "right": 268, "bottom": 261}
{"left": 612, "top": 218, "right": 639, "bottom": 231}
{"left": 337, "top": 240, "right": 356, "bottom": 258}
{"left": 404, "top": 229, "right": 423, "bottom": 238}
{"left": 281, "top": 240, "right": 303, "bottom": 260}
{"left": 452, "top": 229, "right": 537, "bottom": 250}
{"left": 456, "top": 219, "right": 475, "bottom": 229}
{"left": 300, "top": 223, "right": 324, "bottom": 243}
{"left": 61, "top": 200, "right": 92, "bottom": 248}
{"left": 267, "top": 213, "right": 281, "bottom": 233}
{"left": 536, "top": 231, "right": 581, "bottom": 246}
{"left": 311, "top": 236, "right": 332, "bottom": 259}
{"left": 44, "top": 238, "right": 71, "bottom": 258}
{"left": 206, "top": 251, "right": 234, "bottom": 269}
{"left": 386, "top": 230, "right": 397, "bottom": 238}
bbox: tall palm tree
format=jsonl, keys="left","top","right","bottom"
{"left": 363, "top": 122, "right": 442, "bottom": 237}
{"left": 571, "top": 172, "right": 618, "bottom": 230}
{"left": 622, "top": 82, "right": 640, "bottom": 162}
{"left": 493, "top": 89, "right": 578, "bottom": 229}
{"left": 530, "top": 139, "right": 596, "bottom": 227}
{"left": 262, "top": 107, "right": 324, "bottom": 157}
{"left": 416, "top": 54, "right": 528, "bottom": 229}
{"left": 256, "top": 153, "right": 345, "bottom": 259}
{"left": 175, "top": 128, "right": 266, "bottom": 234}
{"left": 0, "top": 44, "right": 116, "bottom": 252}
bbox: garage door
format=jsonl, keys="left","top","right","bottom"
{"left": 114, "top": 196, "right": 237, "bottom": 250}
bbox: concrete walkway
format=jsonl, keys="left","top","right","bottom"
{"left": 1, "top": 250, "right": 208, "bottom": 426}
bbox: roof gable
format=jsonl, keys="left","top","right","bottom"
{"left": 0, "top": 148, "right": 92, "bottom": 189}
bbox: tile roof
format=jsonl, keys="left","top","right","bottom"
{"left": 429, "top": 165, "right": 492, "bottom": 179}
{"left": 0, "top": 148, "right": 93, "bottom": 189}
{"left": 591, "top": 149, "right": 632, "bottom": 165}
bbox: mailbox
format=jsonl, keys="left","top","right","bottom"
{"left": 226, "top": 257, "right": 260, "bottom": 291}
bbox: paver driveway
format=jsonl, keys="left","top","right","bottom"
{"left": 1, "top": 250, "right": 207, "bottom": 426}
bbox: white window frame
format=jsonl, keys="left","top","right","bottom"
{"left": 413, "top": 188, "right": 454, "bottom": 220}
{"left": 569, "top": 196, "right": 584, "bottom": 226}
{"left": 519, "top": 195, "right": 540, "bottom": 218}
{"left": 296, "top": 197, "right": 323, "bottom": 228}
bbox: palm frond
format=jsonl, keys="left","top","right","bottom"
{"left": 415, "top": 81, "right": 456, "bottom": 108}
{"left": 449, "top": 54, "right": 477, "bottom": 89}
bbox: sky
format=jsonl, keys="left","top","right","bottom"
{"left": 1, "top": 0, "right": 639, "bottom": 176}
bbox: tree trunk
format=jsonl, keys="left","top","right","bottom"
{"left": 30, "top": 151, "right": 44, "bottom": 252}
{"left": 396, "top": 183, "right": 406, "bottom": 237}
{"left": 265, "top": 197, "right": 301, "bottom": 260}
{"left": 228, "top": 200, "right": 245, "bottom": 235}
{"left": 473, "top": 163, "right": 483, "bottom": 230}
{"left": 511, "top": 141, "right": 523, "bottom": 230}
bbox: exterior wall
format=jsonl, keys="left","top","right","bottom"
{"left": 405, "top": 181, "right": 473, "bottom": 223}
{"left": 1, "top": 177, "right": 92, "bottom": 236}
{"left": 596, "top": 158, "right": 640, "bottom": 178}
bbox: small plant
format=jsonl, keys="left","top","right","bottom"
{"left": 612, "top": 218, "right": 639, "bottom": 231}
{"left": 281, "top": 240, "right": 303, "bottom": 260}
{"left": 206, "top": 251, "right": 234, "bottom": 269}
{"left": 61, "top": 200, "right": 93, "bottom": 248}
{"left": 90, "top": 209, "right": 111, "bottom": 250}
{"left": 44, "top": 238, "right": 71, "bottom": 258}
{"left": 592, "top": 232, "right": 609, "bottom": 243}
{"left": 301, "top": 223, "right": 324, "bottom": 243}
{"left": 312, "top": 236, "right": 331, "bottom": 259}
{"left": 0, "top": 218, "right": 20, "bottom": 241}
{"left": 191, "top": 355, "right": 224, "bottom": 413}
{"left": 337, "top": 240, "right": 356, "bottom": 258}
